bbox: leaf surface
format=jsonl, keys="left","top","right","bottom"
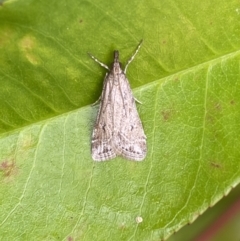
{"left": 0, "top": 0, "right": 240, "bottom": 240}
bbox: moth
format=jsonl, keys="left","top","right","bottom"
{"left": 89, "top": 40, "right": 147, "bottom": 161}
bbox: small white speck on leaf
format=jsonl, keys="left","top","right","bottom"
{"left": 135, "top": 216, "right": 143, "bottom": 224}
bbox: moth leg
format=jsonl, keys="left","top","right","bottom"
{"left": 134, "top": 97, "right": 142, "bottom": 104}
{"left": 91, "top": 73, "right": 108, "bottom": 106}
{"left": 88, "top": 52, "right": 110, "bottom": 71}
{"left": 124, "top": 39, "right": 143, "bottom": 74}
{"left": 92, "top": 97, "right": 101, "bottom": 106}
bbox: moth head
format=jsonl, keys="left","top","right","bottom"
{"left": 112, "top": 50, "right": 123, "bottom": 73}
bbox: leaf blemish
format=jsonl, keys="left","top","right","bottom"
{"left": 19, "top": 35, "right": 39, "bottom": 65}
{"left": 174, "top": 77, "right": 180, "bottom": 82}
{"left": 210, "top": 161, "right": 222, "bottom": 169}
{"left": 135, "top": 216, "right": 143, "bottom": 224}
{"left": 0, "top": 159, "right": 17, "bottom": 177}
{"left": 161, "top": 110, "right": 172, "bottom": 121}
{"left": 0, "top": 27, "right": 13, "bottom": 47}
{"left": 67, "top": 236, "right": 73, "bottom": 241}
{"left": 214, "top": 103, "right": 222, "bottom": 111}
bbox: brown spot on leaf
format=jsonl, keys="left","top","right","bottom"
{"left": 79, "top": 19, "right": 83, "bottom": 23}
{"left": 119, "top": 222, "right": 126, "bottom": 231}
{"left": 161, "top": 110, "right": 172, "bottom": 121}
{"left": 0, "top": 159, "right": 17, "bottom": 177}
{"left": 67, "top": 237, "right": 74, "bottom": 241}
{"left": 210, "top": 161, "right": 222, "bottom": 169}
{"left": 174, "top": 77, "right": 180, "bottom": 82}
{"left": 230, "top": 100, "right": 235, "bottom": 105}
{"left": 206, "top": 112, "right": 215, "bottom": 124}
{"left": 214, "top": 103, "right": 222, "bottom": 111}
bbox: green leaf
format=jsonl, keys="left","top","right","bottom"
{"left": 0, "top": 0, "right": 240, "bottom": 240}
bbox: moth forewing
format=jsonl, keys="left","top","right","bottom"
{"left": 90, "top": 40, "right": 146, "bottom": 161}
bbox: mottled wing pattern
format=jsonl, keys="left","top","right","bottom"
{"left": 90, "top": 40, "right": 146, "bottom": 161}
{"left": 91, "top": 74, "right": 116, "bottom": 161}
{"left": 113, "top": 73, "right": 147, "bottom": 161}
